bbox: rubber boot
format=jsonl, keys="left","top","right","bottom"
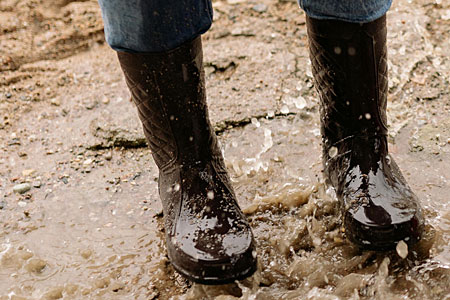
{"left": 306, "top": 15, "right": 424, "bottom": 249}
{"left": 116, "top": 37, "right": 257, "bottom": 284}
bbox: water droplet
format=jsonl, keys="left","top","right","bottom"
{"left": 328, "top": 146, "right": 338, "bottom": 158}
{"left": 280, "top": 105, "right": 289, "bottom": 114}
{"left": 267, "top": 110, "right": 275, "bottom": 118}
{"left": 348, "top": 47, "right": 356, "bottom": 56}
{"left": 173, "top": 183, "right": 180, "bottom": 192}
{"left": 189, "top": 136, "right": 194, "bottom": 142}
{"left": 334, "top": 46, "right": 342, "bottom": 55}
{"left": 207, "top": 191, "right": 214, "bottom": 200}
{"left": 365, "top": 113, "right": 371, "bottom": 120}
{"left": 396, "top": 240, "right": 408, "bottom": 259}
{"left": 169, "top": 115, "right": 175, "bottom": 121}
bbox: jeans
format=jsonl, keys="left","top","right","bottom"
{"left": 98, "top": 0, "right": 391, "bottom": 53}
{"left": 98, "top": 0, "right": 213, "bottom": 53}
{"left": 298, "top": 0, "right": 392, "bottom": 23}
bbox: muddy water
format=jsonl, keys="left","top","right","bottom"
{"left": 1, "top": 0, "right": 449, "bottom": 299}
{"left": 1, "top": 114, "right": 449, "bottom": 300}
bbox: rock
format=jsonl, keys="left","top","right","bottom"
{"left": 32, "top": 181, "right": 42, "bottom": 188}
{"left": 89, "top": 115, "right": 147, "bottom": 149}
{"left": 83, "top": 158, "right": 93, "bottom": 165}
{"left": 84, "top": 100, "right": 97, "bottom": 110}
{"left": 104, "top": 152, "right": 112, "bottom": 160}
{"left": 22, "top": 169, "right": 36, "bottom": 177}
{"left": 13, "top": 183, "right": 31, "bottom": 194}
{"left": 102, "top": 96, "right": 110, "bottom": 104}
{"left": 50, "top": 98, "right": 61, "bottom": 106}
{"left": 252, "top": 3, "right": 268, "bottom": 13}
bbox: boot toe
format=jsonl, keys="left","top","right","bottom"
{"left": 166, "top": 226, "right": 257, "bottom": 284}
{"left": 344, "top": 203, "right": 423, "bottom": 250}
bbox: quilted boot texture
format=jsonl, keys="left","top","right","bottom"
{"left": 117, "top": 37, "right": 257, "bottom": 284}
{"left": 306, "top": 15, "right": 424, "bottom": 250}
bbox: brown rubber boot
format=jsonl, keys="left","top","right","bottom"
{"left": 116, "top": 37, "right": 257, "bottom": 284}
{"left": 306, "top": 15, "right": 424, "bottom": 249}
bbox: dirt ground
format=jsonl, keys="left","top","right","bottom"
{"left": 0, "top": 0, "right": 449, "bottom": 299}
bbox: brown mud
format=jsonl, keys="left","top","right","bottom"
{"left": 0, "top": 0, "right": 449, "bottom": 299}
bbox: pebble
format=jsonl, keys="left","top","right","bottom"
{"left": 50, "top": 98, "right": 61, "bottom": 106}
{"left": 280, "top": 105, "right": 290, "bottom": 114}
{"left": 32, "top": 181, "right": 42, "bottom": 188}
{"left": 22, "top": 169, "right": 36, "bottom": 177}
{"left": 13, "top": 183, "right": 31, "bottom": 194}
{"left": 84, "top": 101, "right": 96, "bottom": 110}
{"left": 252, "top": 3, "right": 268, "bottom": 13}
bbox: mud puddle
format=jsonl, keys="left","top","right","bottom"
{"left": 1, "top": 0, "right": 449, "bottom": 299}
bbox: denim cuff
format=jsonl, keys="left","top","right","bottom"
{"left": 298, "top": 0, "right": 392, "bottom": 23}
{"left": 98, "top": 0, "right": 213, "bottom": 53}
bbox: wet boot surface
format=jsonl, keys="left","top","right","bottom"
{"left": 117, "top": 37, "right": 257, "bottom": 284}
{"left": 306, "top": 15, "right": 424, "bottom": 249}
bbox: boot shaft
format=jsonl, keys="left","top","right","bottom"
{"left": 307, "top": 16, "right": 389, "bottom": 145}
{"left": 117, "top": 37, "right": 219, "bottom": 171}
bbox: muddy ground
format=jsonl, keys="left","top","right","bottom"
{"left": 0, "top": 0, "right": 449, "bottom": 299}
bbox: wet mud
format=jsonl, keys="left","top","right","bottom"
{"left": 1, "top": 0, "right": 449, "bottom": 299}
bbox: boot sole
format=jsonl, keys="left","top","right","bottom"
{"left": 171, "top": 259, "right": 258, "bottom": 285}
{"left": 345, "top": 213, "right": 423, "bottom": 251}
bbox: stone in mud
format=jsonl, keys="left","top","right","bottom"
{"left": 13, "top": 183, "right": 31, "bottom": 194}
{"left": 22, "top": 169, "right": 36, "bottom": 177}
{"left": 88, "top": 114, "right": 146, "bottom": 149}
{"left": 252, "top": 3, "right": 268, "bottom": 13}
{"left": 32, "top": 181, "right": 42, "bottom": 188}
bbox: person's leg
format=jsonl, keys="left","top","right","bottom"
{"left": 298, "top": 0, "right": 392, "bottom": 23}
{"left": 98, "top": 0, "right": 213, "bottom": 52}
{"left": 300, "top": 1, "right": 424, "bottom": 249}
{"left": 98, "top": 1, "right": 257, "bottom": 284}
